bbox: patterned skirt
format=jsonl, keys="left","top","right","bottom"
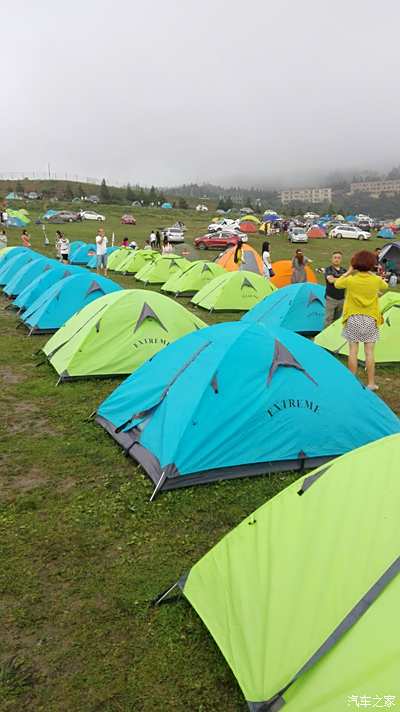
{"left": 342, "top": 314, "right": 380, "bottom": 343}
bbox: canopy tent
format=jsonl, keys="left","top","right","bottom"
{"left": 162, "top": 260, "right": 225, "bottom": 296}
{"left": 216, "top": 244, "right": 264, "bottom": 274}
{"left": 377, "top": 227, "right": 395, "bottom": 239}
{"left": 69, "top": 243, "right": 97, "bottom": 265}
{"left": 270, "top": 260, "right": 318, "bottom": 288}
{"left": 42, "top": 290, "right": 205, "bottom": 380}
{"left": 21, "top": 273, "right": 121, "bottom": 334}
{"left": 3, "top": 256, "right": 53, "bottom": 298}
{"left": 174, "top": 433, "right": 400, "bottom": 711}
{"left": 263, "top": 211, "right": 280, "bottom": 222}
{"left": 0, "top": 251, "right": 37, "bottom": 287}
{"left": 135, "top": 254, "right": 190, "bottom": 285}
{"left": 6, "top": 209, "right": 30, "bottom": 227}
{"left": 378, "top": 240, "right": 400, "bottom": 274}
{"left": 96, "top": 322, "right": 399, "bottom": 493}
{"left": 86, "top": 246, "right": 118, "bottom": 269}
{"left": 307, "top": 225, "right": 326, "bottom": 238}
{"left": 315, "top": 292, "right": 400, "bottom": 363}
{"left": 13, "top": 265, "right": 75, "bottom": 312}
{"left": 191, "top": 271, "right": 275, "bottom": 311}
{"left": 112, "top": 249, "right": 160, "bottom": 274}
{"left": 239, "top": 221, "right": 258, "bottom": 233}
{"left": 243, "top": 283, "right": 326, "bottom": 334}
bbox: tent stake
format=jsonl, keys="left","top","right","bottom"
{"left": 150, "top": 581, "right": 179, "bottom": 607}
{"left": 149, "top": 470, "right": 167, "bottom": 502}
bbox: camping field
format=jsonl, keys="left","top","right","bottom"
{"left": 1, "top": 205, "right": 399, "bottom": 711}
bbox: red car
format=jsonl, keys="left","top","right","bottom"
{"left": 121, "top": 214, "right": 136, "bottom": 225}
{"left": 194, "top": 231, "right": 245, "bottom": 250}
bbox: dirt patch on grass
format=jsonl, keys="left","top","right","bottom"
{"left": 4, "top": 401, "right": 58, "bottom": 437}
{"left": 0, "top": 468, "right": 48, "bottom": 501}
{"left": 0, "top": 366, "right": 26, "bottom": 385}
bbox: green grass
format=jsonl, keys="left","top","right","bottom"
{"left": 0, "top": 205, "right": 399, "bottom": 711}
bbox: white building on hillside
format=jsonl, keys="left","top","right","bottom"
{"left": 280, "top": 187, "right": 332, "bottom": 204}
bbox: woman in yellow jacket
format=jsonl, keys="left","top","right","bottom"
{"left": 334, "top": 250, "right": 388, "bottom": 391}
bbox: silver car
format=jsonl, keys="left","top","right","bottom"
{"left": 329, "top": 225, "right": 370, "bottom": 240}
{"left": 164, "top": 227, "right": 185, "bottom": 244}
{"left": 289, "top": 227, "right": 308, "bottom": 243}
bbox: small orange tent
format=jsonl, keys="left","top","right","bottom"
{"left": 307, "top": 226, "right": 326, "bottom": 239}
{"left": 217, "top": 244, "right": 264, "bottom": 274}
{"left": 270, "top": 260, "right": 318, "bottom": 288}
{"left": 239, "top": 221, "right": 258, "bottom": 234}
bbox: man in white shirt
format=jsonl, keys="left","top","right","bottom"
{"left": 149, "top": 230, "right": 157, "bottom": 248}
{"left": 96, "top": 228, "right": 108, "bottom": 276}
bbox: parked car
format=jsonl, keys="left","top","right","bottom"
{"left": 288, "top": 227, "right": 308, "bottom": 243}
{"left": 163, "top": 227, "right": 185, "bottom": 244}
{"left": 329, "top": 225, "right": 370, "bottom": 240}
{"left": 48, "top": 211, "right": 81, "bottom": 223}
{"left": 121, "top": 214, "right": 136, "bottom": 225}
{"left": 194, "top": 231, "right": 247, "bottom": 250}
{"left": 208, "top": 218, "right": 238, "bottom": 233}
{"left": 80, "top": 210, "right": 105, "bottom": 222}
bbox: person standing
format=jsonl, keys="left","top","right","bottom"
{"left": 96, "top": 228, "right": 108, "bottom": 276}
{"left": 21, "top": 229, "right": 31, "bottom": 247}
{"left": 324, "top": 251, "right": 346, "bottom": 327}
{"left": 261, "top": 241, "right": 273, "bottom": 278}
{"left": 234, "top": 238, "right": 246, "bottom": 270}
{"left": 162, "top": 236, "right": 173, "bottom": 254}
{"left": 0, "top": 229, "right": 7, "bottom": 248}
{"left": 55, "top": 230, "right": 63, "bottom": 260}
{"left": 149, "top": 230, "right": 157, "bottom": 248}
{"left": 291, "top": 249, "right": 311, "bottom": 283}
{"left": 155, "top": 230, "right": 162, "bottom": 249}
{"left": 59, "top": 234, "right": 70, "bottom": 263}
{"left": 334, "top": 250, "right": 388, "bottom": 391}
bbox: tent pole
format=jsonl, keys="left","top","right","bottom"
{"left": 149, "top": 470, "right": 167, "bottom": 502}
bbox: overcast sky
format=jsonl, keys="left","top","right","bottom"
{"left": 3, "top": 0, "right": 400, "bottom": 187}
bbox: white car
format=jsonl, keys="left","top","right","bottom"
{"left": 80, "top": 210, "right": 105, "bottom": 222}
{"left": 329, "top": 225, "right": 370, "bottom": 240}
{"left": 288, "top": 227, "right": 308, "bottom": 243}
{"left": 208, "top": 218, "right": 237, "bottom": 233}
{"left": 164, "top": 227, "right": 185, "bottom": 243}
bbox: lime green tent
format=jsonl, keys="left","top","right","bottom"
{"left": 315, "top": 291, "right": 400, "bottom": 362}
{"left": 191, "top": 270, "right": 276, "bottom": 311}
{"left": 114, "top": 249, "right": 160, "bottom": 274}
{"left": 161, "top": 260, "right": 225, "bottom": 296}
{"left": 107, "top": 248, "right": 134, "bottom": 271}
{"left": 42, "top": 289, "right": 205, "bottom": 380}
{"left": 135, "top": 254, "right": 190, "bottom": 285}
{"left": 162, "top": 434, "right": 400, "bottom": 711}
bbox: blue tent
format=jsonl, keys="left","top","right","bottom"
{"left": 377, "top": 227, "right": 395, "bottom": 239}
{"left": 3, "top": 256, "right": 54, "bottom": 297}
{"left": 13, "top": 265, "right": 76, "bottom": 311}
{"left": 68, "top": 241, "right": 86, "bottom": 260}
{"left": 0, "top": 246, "right": 28, "bottom": 269}
{"left": 243, "top": 283, "right": 326, "bottom": 334}
{"left": 42, "top": 209, "right": 59, "bottom": 220}
{"left": 161, "top": 202, "right": 172, "bottom": 209}
{"left": 263, "top": 212, "right": 280, "bottom": 223}
{"left": 21, "top": 273, "right": 122, "bottom": 333}
{"left": 0, "top": 251, "right": 38, "bottom": 287}
{"left": 96, "top": 321, "right": 399, "bottom": 493}
{"left": 7, "top": 216, "right": 26, "bottom": 227}
{"left": 70, "top": 243, "right": 97, "bottom": 265}
{"left": 86, "top": 246, "right": 118, "bottom": 269}
{"left": 345, "top": 215, "right": 357, "bottom": 223}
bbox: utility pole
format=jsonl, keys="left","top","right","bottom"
{"left": 48, "top": 163, "right": 51, "bottom": 179}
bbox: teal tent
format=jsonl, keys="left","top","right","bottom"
{"left": 96, "top": 321, "right": 399, "bottom": 493}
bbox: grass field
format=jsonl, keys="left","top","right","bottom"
{"left": 1, "top": 205, "right": 399, "bottom": 712}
